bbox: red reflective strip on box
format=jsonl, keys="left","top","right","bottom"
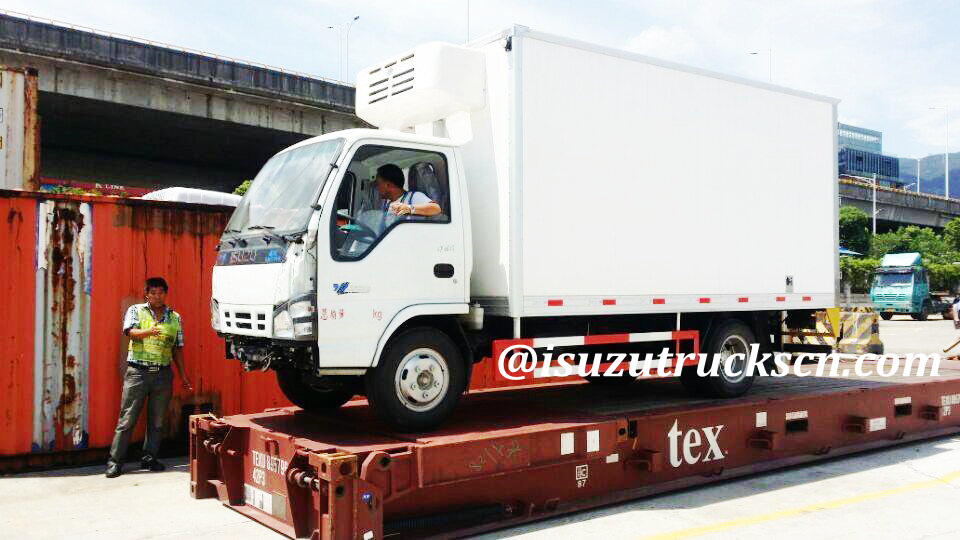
{"left": 652, "top": 298, "right": 666, "bottom": 304}
{"left": 584, "top": 333, "right": 630, "bottom": 346}
{"left": 776, "top": 296, "right": 786, "bottom": 302}
{"left": 547, "top": 299, "right": 563, "bottom": 307}
{"left": 699, "top": 298, "right": 711, "bottom": 304}
{"left": 738, "top": 297, "right": 749, "bottom": 303}
{"left": 602, "top": 299, "right": 616, "bottom": 306}
{"left": 802, "top": 296, "right": 811, "bottom": 301}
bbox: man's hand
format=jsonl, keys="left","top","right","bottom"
{"left": 181, "top": 377, "right": 193, "bottom": 391}
{"left": 389, "top": 201, "right": 413, "bottom": 216}
{"left": 128, "top": 325, "right": 162, "bottom": 339}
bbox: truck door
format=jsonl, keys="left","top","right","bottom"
{"left": 315, "top": 142, "right": 466, "bottom": 368}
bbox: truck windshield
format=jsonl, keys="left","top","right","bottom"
{"left": 874, "top": 273, "right": 913, "bottom": 286}
{"left": 226, "top": 139, "right": 344, "bottom": 234}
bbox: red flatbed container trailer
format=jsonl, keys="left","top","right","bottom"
{"left": 190, "top": 361, "right": 960, "bottom": 539}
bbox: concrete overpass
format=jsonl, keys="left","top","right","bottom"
{"left": 839, "top": 177, "right": 960, "bottom": 230}
{"left": 0, "top": 11, "right": 364, "bottom": 191}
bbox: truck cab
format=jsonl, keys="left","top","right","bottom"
{"left": 212, "top": 129, "right": 472, "bottom": 430}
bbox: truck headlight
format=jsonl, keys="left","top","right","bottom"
{"left": 273, "top": 310, "right": 294, "bottom": 339}
{"left": 211, "top": 299, "right": 221, "bottom": 331}
{"left": 273, "top": 295, "right": 316, "bottom": 340}
{"left": 289, "top": 299, "right": 317, "bottom": 338}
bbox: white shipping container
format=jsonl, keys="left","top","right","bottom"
{"left": 360, "top": 27, "right": 839, "bottom": 318}
{"left": 0, "top": 67, "right": 38, "bottom": 191}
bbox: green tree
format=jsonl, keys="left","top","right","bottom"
{"left": 233, "top": 180, "right": 252, "bottom": 196}
{"left": 838, "top": 206, "right": 870, "bottom": 255}
{"left": 839, "top": 257, "right": 879, "bottom": 293}
{"left": 944, "top": 216, "right": 960, "bottom": 252}
{"left": 869, "top": 225, "right": 957, "bottom": 264}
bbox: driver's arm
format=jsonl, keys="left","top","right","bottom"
{"left": 409, "top": 201, "right": 441, "bottom": 216}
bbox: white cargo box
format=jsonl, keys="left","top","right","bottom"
{"left": 358, "top": 27, "right": 839, "bottom": 318}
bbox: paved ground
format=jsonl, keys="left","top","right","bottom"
{"left": 2, "top": 318, "right": 958, "bottom": 539}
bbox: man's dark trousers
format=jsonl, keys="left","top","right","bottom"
{"left": 109, "top": 364, "right": 173, "bottom": 462}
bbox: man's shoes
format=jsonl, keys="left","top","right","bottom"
{"left": 105, "top": 460, "right": 122, "bottom": 478}
{"left": 140, "top": 455, "right": 166, "bottom": 472}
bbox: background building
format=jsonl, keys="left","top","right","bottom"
{"left": 837, "top": 123, "right": 902, "bottom": 188}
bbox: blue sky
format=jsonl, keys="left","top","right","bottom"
{"left": 6, "top": 0, "right": 957, "bottom": 159}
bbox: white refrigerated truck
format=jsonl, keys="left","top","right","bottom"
{"left": 211, "top": 26, "right": 839, "bottom": 430}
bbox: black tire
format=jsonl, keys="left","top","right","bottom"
{"left": 879, "top": 312, "right": 894, "bottom": 321}
{"left": 365, "top": 327, "right": 467, "bottom": 432}
{"left": 911, "top": 302, "right": 931, "bottom": 321}
{"left": 275, "top": 369, "right": 355, "bottom": 413}
{"left": 684, "top": 319, "right": 756, "bottom": 398}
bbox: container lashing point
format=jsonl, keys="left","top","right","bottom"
{"left": 921, "top": 405, "right": 945, "bottom": 421}
{"left": 628, "top": 449, "right": 661, "bottom": 472}
{"left": 748, "top": 429, "right": 781, "bottom": 450}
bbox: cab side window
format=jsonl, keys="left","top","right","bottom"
{"left": 331, "top": 145, "right": 450, "bottom": 261}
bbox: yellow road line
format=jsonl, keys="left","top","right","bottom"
{"left": 642, "top": 469, "right": 960, "bottom": 540}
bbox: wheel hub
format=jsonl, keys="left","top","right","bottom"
{"left": 395, "top": 348, "right": 449, "bottom": 412}
{"left": 718, "top": 335, "right": 749, "bottom": 383}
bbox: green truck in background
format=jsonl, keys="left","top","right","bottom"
{"left": 870, "top": 252, "right": 955, "bottom": 321}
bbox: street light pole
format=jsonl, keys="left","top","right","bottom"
{"left": 917, "top": 158, "right": 921, "bottom": 194}
{"left": 328, "top": 15, "right": 359, "bottom": 82}
{"left": 344, "top": 15, "right": 359, "bottom": 82}
{"left": 930, "top": 106, "right": 950, "bottom": 198}
{"left": 327, "top": 25, "right": 343, "bottom": 80}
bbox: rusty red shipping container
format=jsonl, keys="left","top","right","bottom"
{"left": 0, "top": 190, "right": 291, "bottom": 469}
{"left": 190, "top": 364, "right": 960, "bottom": 539}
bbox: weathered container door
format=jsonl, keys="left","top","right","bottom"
{"left": 33, "top": 200, "right": 93, "bottom": 452}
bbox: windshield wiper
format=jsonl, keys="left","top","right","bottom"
{"left": 247, "top": 224, "right": 304, "bottom": 245}
{"left": 220, "top": 228, "right": 247, "bottom": 248}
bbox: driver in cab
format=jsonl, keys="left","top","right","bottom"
{"left": 374, "top": 163, "right": 440, "bottom": 233}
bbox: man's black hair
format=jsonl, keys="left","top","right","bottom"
{"left": 376, "top": 164, "right": 405, "bottom": 189}
{"left": 145, "top": 277, "right": 169, "bottom": 293}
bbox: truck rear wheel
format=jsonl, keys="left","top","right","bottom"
{"left": 275, "top": 370, "right": 355, "bottom": 413}
{"left": 365, "top": 327, "right": 467, "bottom": 432}
{"left": 682, "top": 319, "right": 756, "bottom": 398}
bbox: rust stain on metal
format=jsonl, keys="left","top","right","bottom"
{"left": 47, "top": 203, "right": 83, "bottom": 450}
{"left": 22, "top": 67, "right": 39, "bottom": 192}
{"left": 112, "top": 203, "right": 229, "bottom": 236}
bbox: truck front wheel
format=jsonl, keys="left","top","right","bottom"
{"left": 365, "top": 327, "right": 467, "bottom": 431}
{"left": 275, "top": 369, "right": 356, "bottom": 413}
{"left": 911, "top": 301, "right": 931, "bottom": 321}
{"left": 879, "top": 312, "right": 894, "bottom": 320}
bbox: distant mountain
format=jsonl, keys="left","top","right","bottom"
{"left": 897, "top": 152, "right": 960, "bottom": 196}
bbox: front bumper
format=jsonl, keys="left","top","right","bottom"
{"left": 872, "top": 302, "right": 914, "bottom": 313}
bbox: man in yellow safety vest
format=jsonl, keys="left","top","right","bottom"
{"left": 106, "top": 277, "right": 192, "bottom": 478}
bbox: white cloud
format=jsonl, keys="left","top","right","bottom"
{"left": 625, "top": 25, "right": 698, "bottom": 61}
